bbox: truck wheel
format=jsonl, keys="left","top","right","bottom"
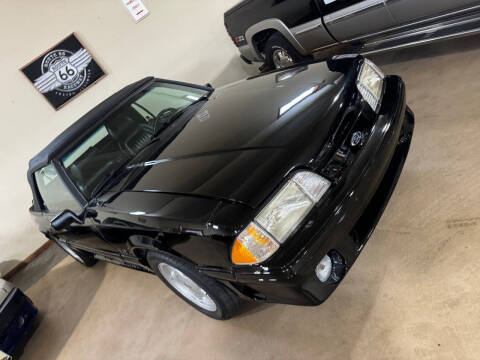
{"left": 53, "top": 239, "right": 97, "bottom": 267}
{"left": 264, "top": 32, "right": 310, "bottom": 69}
{"left": 147, "top": 251, "right": 240, "bottom": 320}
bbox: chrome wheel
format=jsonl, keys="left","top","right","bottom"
{"left": 158, "top": 262, "right": 217, "bottom": 312}
{"left": 272, "top": 47, "right": 295, "bottom": 69}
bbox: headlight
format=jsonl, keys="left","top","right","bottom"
{"left": 232, "top": 172, "right": 331, "bottom": 265}
{"left": 357, "top": 59, "right": 385, "bottom": 113}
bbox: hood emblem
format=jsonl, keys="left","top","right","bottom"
{"left": 350, "top": 131, "right": 364, "bottom": 147}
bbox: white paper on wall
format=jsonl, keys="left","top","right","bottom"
{"left": 122, "top": 0, "right": 150, "bottom": 23}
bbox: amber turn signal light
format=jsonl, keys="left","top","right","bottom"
{"left": 231, "top": 223, "right": 279, "bottom": 265}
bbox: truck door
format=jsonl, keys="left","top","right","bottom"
{"left": 319, "top": 0, "right": 396, "bottom": 42}
{"left": 385, "top": 0, "right": 480, "bottom": 26}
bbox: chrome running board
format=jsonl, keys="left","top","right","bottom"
{"left": 358, "top": 7, "right": 480, "bottom": 55}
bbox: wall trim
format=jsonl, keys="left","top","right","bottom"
{"left": 3, "top": 240, "right": 53, "bottom": 280}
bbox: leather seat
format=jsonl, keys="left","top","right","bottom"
{"left": 105, "top": 112, "right": 153, "bottom": 155}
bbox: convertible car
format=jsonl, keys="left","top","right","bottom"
{"left": 28, "top": 55, "right": 413, "bottom": 319}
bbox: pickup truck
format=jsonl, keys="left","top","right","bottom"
{"left": 224, "top": 0, "right": 480, "bottom": 69}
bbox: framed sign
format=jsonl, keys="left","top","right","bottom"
{"left": 20, "top": 33, "right": 106, "bottom": 110}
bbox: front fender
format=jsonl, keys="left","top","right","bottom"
{"left": 245, "top": 18, "right": 307, "bottom": 61}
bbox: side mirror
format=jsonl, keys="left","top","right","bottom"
{"left": 51, "top": 210, "right": 84, "bottom": 231}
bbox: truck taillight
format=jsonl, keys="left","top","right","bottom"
{"left": 233, "top": 35, "right": 245, "bottom": 45}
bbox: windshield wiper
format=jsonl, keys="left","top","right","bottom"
{"left": 152, "top": 93, "right": 211, "bottom": 138}
{"left": 89, "top": 158, "right": 132, "bottom": 200}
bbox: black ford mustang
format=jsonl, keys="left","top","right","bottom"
{"left": 28, "top": 55, "right": 413, "bottom": 320}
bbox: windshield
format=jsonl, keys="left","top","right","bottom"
{"left": 62, "top": 82, "right": 209, "bottom": 199}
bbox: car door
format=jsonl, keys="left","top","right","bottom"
{"left": 33, "top": 163, "right": 119, "bottom": 257}
{"left": 385, "top": 0, "right": 480, "bottom": 26}
{"left": 319, "top": 0, "right": 396, "bottom": 41}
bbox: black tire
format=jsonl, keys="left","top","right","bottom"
{"left": 264, "top": 32, "right": 310, "bottom": 69}
{"left": 147, "top": 251, "right": 240, "bottom": 320}
{"left": 53, "top": 239, "right": 97, "bottom": 267}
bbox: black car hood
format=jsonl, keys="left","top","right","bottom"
{"left": 109, "top": 62, "right": 352, "bottom": 209}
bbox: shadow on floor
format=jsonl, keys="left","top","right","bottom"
{"left": 20, "top": 260, "right": 106, "bottom": 360}
{"left": 227, "top": 255, "right": 387, "bottom": 358}
{"left": 8, "top": 244, "right": 66, "bottom": 291}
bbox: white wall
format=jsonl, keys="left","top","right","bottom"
{"left": 0, "top": 0, "right": 256, "bottom": 275}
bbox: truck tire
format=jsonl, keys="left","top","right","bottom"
{"left": 53, "top": 239, "right": 97, "bottom": 267}
{"left": 147, "top": 251, "right": 240, "bottom": 320}
{"left": 264, "top": 32, "right": 310, "bottom": 69}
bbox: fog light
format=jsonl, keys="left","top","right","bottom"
{"left": 315, "top": 255, "right": 332, "bottom": 282}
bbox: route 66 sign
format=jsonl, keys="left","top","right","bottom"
{"left": 21, "top": 33, "right": 106, "bottom": 110}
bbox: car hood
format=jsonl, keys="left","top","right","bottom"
{"left": 109, "top": 61, "right": 353, "bottom": 208}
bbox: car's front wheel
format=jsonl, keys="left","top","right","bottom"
{"left": 264, "top": 32, "right": 310, "bottom": 69}
{"left": 147, "top": 251, "right": 240, "bottom": 320}
{"left": 52, "top": 238, "right": 97, "bottom": 267}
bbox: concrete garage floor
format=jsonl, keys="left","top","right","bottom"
{"left": 16, "top": 36, "right": 480, "bottom": 359}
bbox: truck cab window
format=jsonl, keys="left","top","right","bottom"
{"left": 34, "top": 164, "right": 82, "bottom": 213}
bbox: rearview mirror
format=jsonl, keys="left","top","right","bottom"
{"left": 51, "top": 210, "right": 84, "bottom": 230}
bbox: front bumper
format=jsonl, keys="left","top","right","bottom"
{"left": 228, "top": 76, "right": 414, "bottom": 305}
